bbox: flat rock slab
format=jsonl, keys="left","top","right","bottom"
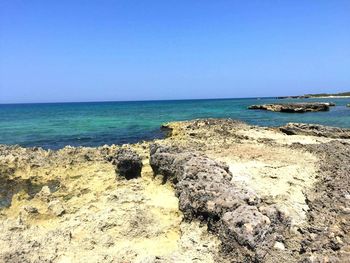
{"left": 279, "top": 123, "right": 350, "bottom": 139}
{"left": 248, "top": 103, "right": 330, "bottom": 113}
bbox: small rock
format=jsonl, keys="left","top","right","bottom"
{"left": 336, "top": 236, "right": 343, "bottom": 245}
{"left": 341, "top": 206, "right": 350, "bottom": 214}
{"left": 273, "top": 241, "right": 285, "bottom": 250}
{"left": 35, "top": 185, "right": 51, "bottom": 201}
{"left": 48, "top": 200, "right": 65, "bottom": 216}
{"left": 23, "top": 206, "right": 39, "bottom": 214}
{"left": 111, "top": 148, "right": 143, "bottom": 180}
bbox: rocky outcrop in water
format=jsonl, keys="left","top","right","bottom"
{"left": 279, "top": 123, "right": 350, "bottom": 139}
{"left": 109, "top": 148, "right": 142, "bottom": 179}
{"left": 276, "top": 95, "right": 311, "bottom": 99}
{"left": 150, "top": 144, "right": 289, "bottom": 261}
{"left": 248, "top": 103, "right": 330, "bottom": 113}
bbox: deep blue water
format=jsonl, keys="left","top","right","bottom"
{"left": 0, "top": 97, "right": 349, "bottom": 149}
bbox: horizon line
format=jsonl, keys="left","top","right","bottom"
{"left": 2, "top": 90, "right": 348, "bottom": 105}
{"left": 0, "top": 96, "right": 278, "bottom": 105}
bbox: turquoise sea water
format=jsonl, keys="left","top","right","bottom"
{"left": 1, "top": 98, "right": 350, "bottom": 149}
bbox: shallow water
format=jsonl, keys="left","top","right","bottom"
{"left": 0, "top": 97, "right": 349, "bottom": 149}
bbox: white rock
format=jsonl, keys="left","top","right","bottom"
{"left": 273, "top": 241, "right": 285, "bottom": 250}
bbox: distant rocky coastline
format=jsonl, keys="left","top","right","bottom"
{"left": 276, "top": 91, "right": 350, "bottom": 99}
{"left": 276, "top": 95, "right": 311, "bottom": 99}
{"left": 1, "top": 119, "right": 350, "bottom": 262}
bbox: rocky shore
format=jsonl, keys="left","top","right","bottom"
{"left": 280, "top": 123, "right": 350, "bottom": 139}
{"left": 1, "top": 119, "right": 350, "bottom": 262}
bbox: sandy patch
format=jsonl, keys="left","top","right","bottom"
{"left": 236, "top": 127, "right": 334, "bottom": 145}
{"left": 208, "top": 143, "right": 318, "bottom": 227}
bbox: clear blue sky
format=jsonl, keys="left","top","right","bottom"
{"left": 1, "top": 0, "right": 349, "bottom": 103}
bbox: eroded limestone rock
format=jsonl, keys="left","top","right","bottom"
{"left": 221, "top": 205, "right": 271, "bottom": 248}
{"left": 280, "top": 123, "right": 350, "bottom": 139}
{"left": 150, "top": 144, "right": 288, "bottom": 260}
{"left": 248, "top": 103, "right": 330, "bottom": 113}
{"left": 110, "top": 148, "right": 142, "bottom": 180}
{"left": 48, "top": 200, "right": 65, "bottom": 217}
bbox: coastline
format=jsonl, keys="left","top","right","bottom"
{"left": 1, "top": 119, "right": 350, "bottom": 262}
{"left": 277, "top": 95, "right": 350, "bottom": 99}
{"left": 2, "top": 97, "right": 350, "bottom": 149}
{"left": 309, "top": 95, "right": 350, "bottom": 98}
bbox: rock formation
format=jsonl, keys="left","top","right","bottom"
{"left": 248, "top": 103, "right": 330, "bottom": 113}
{"left": 292, "top": 141, "right": 350, "bottom": 262}
{"left": 150, "top": 144, "right": 288, "bottom": 261}
{"left": 108, "top": 148, "right": 142, "bottom": 179}
{"left": 280, "top": 123, "right": 350, "bottom": 139}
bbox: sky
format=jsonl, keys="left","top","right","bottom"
{"left": 0, "top": 0, "right": 350, "bottom": 103}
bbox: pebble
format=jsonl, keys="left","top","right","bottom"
{"left": 273, "top": 241, "right": 285, "bottom": 250}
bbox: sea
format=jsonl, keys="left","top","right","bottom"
{"left": 1, "top": 97, "right": 349, "bottom": 149}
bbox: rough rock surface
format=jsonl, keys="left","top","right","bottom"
{"left": 291, "top": 141, "right": 350, "bottom": 262}
{"left": 150, "top": 144, "right": 289, "bottom": 261}
{"left": 0, "top": 144, "right": 225, "bottom": 263}
{"left": 280, "top": 122, "right": 350, "bottom": 139}
{"left": 248, "top": 103, "right": 330, "bottom": 113}
{"left": 156, "top": 118, "right": 350, "bottom": 262}
{"left": 221, "top": 205, "right": 271, "bottom": 248}
{"left": 109, "top": 148, "right": 143, "bottom": 179}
